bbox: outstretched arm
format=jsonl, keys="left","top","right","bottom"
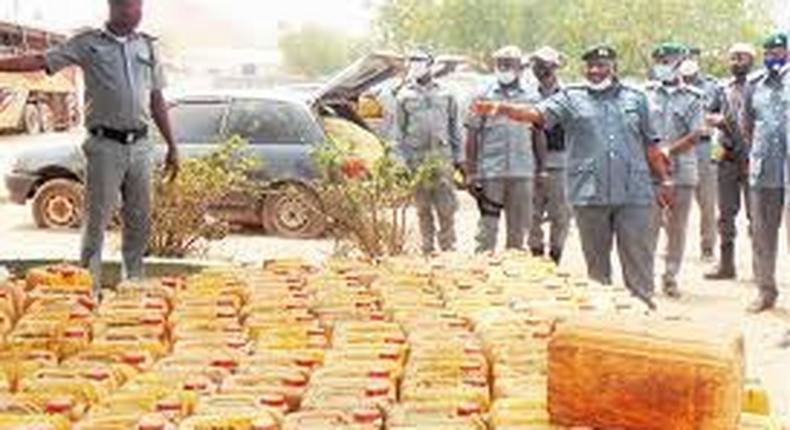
{"left": 471, "top": 101, "right": 546, "bottom": 127}
{"left": 0, "top": 55, "right": 47, "bottom": 73}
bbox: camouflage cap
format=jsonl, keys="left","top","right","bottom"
{"left": 493, "top": 45, "right": 524, "bottom": 60}
{"left": 530, "top": 46, "right": 565, "bottom": 67}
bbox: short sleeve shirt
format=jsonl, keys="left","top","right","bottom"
{"left": 538, "top": 82, "right": 659, "bottom": 207}
{"left": 646, "top": 83, "right": 705, "bottom": 186}
{"left": 744, "top": 69, "right": 788, "bottom": 189}
{"left": 464, "top": 82, "right": 540, "bottom": 179}
{"left": 44, "top": 28, "right": 167, "bottom": 130}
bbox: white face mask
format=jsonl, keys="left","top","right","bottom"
{"left": 406, "top": 61, "right": 431, "bottom": 83}
{"left": 587, "top": 77, "right": 614, "bottom": 91}
{"left": 496, "top": 70, "right": 519, "bottom": 86}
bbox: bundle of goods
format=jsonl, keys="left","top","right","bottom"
{"left": 0, "top": 255, "right": 780, "bottom": 430}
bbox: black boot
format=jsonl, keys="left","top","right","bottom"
{"left": 549, "top": 248, "right": 563, "bottom": 265}
{"left": 530, "top": 247, "right": 545, "bottom": 258}
{"left": 747, "top": 289, "right": 778, "bottom": 314}
{"left": 705, "top": 243, "right": 736, "bottom": 280}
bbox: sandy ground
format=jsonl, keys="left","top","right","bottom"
{"left": 2, "top": 133, "right": 790, "bottom": 419}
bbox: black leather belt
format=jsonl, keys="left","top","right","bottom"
{"left": 90, "top": 126, "right": 148, "bottom": 145}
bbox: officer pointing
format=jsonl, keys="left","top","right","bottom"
{"left": 0, "top": 0, "right": 179, "bottom": 296}
{"left": 471, "top": 45, "right": 672, "bottom": 309}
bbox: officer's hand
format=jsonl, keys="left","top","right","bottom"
{"left": 165, "top": 146, "right": 180, "bottom": 182}
{"left": 535, "top": 171, "right": 549, "bottom": 190}
{"left": 471, "top": 101, "right": 500, "bottom": 116}
{"left": 657, "top": 182, "right": 674, "bottom": 209}
{"left": 705, "top": 113, "right": 725, "bottom": 128}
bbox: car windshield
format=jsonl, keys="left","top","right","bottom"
{"left": 226, "top": 99, "right": 325, "bottom": 144}
{"left": 170, "top": 102, "right": 227, "bottom": 143}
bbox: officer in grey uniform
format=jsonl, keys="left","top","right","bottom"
{"left": 471, "top": 45, "right": 673, "bottom": 309}
{"left": 646, "top": 43, "right": 706, "bottom": 298}
{"left": 0, "top": 0, "right": 179, "bottom": 296}
{"left": 465, "top": 46, "right": 543, "bottom": 253}
{"left": 526, "top": 46, "right": 572, "bottom": 264}
{"left": 705, "top": 43, "right": 756, "bottom": 280}
{"left": 683, "top": 47, "right": 721, "bottom": 260}
{"left": 395, "top": 49, "right": 463, "bottom": 255}
{"left": 742, "top": 32, "right": 789, "bottom": 313}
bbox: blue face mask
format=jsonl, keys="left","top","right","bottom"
{"left": 764, "top": 57, "right": 787, "bottom": 73}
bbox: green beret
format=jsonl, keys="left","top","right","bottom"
{"left": 652, "top": 42, "right": 689, "bottom": 59}
{"left": 763, "top": 32, "right": 788, "bottom": 49}
{"left": 582, "top": 44, "right": 617, "bottom": 62}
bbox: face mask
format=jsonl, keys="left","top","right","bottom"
{"left": 652, "top": 64, "right": 677, "bottom": 82}
{"left": 587, "top": 77, "right": 613, "bottom": 92}
{"left": 496, "top": 70, "right": 518, "bottom": 86}
{"left": 764, "top": 57, "right": 787, "bottom": 74}
{"left": 407, "top": 61, "right": 431, "bottom": 83}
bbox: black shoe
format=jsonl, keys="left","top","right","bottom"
{"left": 663, "top": 278, "right": 681, "bottom": 299}
{"left": 530, "top": 247, "right": 545, "bottom": 258}
{"left": 747, "top": 293, "right": 777, "bottom": 314}
{"left": 549, "top": 248, "right": 563, "bottom": 265}
{"left": 778, "top": 330, "right": 790, "bottom": 349}
{"left": 704, "top": 266, "right": 736, "bottom": 280}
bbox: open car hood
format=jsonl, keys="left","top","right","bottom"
{"left": 310, "top": 51, "right": 404, "bottom": 107}
{"left": 311, "top": 52, "right": 470, "bottom": 106}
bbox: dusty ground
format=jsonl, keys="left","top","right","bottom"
{"left": 2, "top": 134, "right": 789, "bottom": 419}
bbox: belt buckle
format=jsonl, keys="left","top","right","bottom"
{"left": 126, "top": 132, "right": 135, "bottom": 144}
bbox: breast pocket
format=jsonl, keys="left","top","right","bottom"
{"left": 135, "top": 52, "right": 154, "bottom": 89}
{"left": 88, "top": 45, "right": 121, "bottom": 76}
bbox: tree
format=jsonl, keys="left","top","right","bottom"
{"left": 278, "top": 24, "right": 368, "bottom": 78}
{"left": 374, "top": 0, "right": 771, "bottom": 77}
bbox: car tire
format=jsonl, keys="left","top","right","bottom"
{"left": 262, "top": 183, "right": 326, "bottom": 239}
{"left": 38, "top": 104, "right": 55, "bottom": 133}
{"left": 23, "top": 104, "right": 42, "bottom": 135}
{"left": 32, "top": 178, "right": 84, "bottom": 229}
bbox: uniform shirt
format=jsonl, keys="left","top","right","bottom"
{"left": 689, "top": 75, "right": 722, "bottom": 163}
{"left": 464, "top": 82, "right": 540, "bottom": 179}
{"left": 44, "top": 27, "right": 167, "bottom": 131}
{"left": 395, "top": 81, "right": 462, "bottom": 171}
{"left": 645, "top": 82, "right": 705, "bottom": 186}
{"left": 744, "top": 68, "right": 788, "bottom": 189}
{"left": 538, "top": 82, "right": 660, "bottom": 207}
{"left": 718, "top": 77, "right": 751, "bottom": 159}
{"left": 539, "top": 82, "right": 567, "bottom": 170}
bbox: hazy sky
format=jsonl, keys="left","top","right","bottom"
{"left": 1, "top": 0, "right": 787, "bottom": 47}
{"left": 0, "top": 0, "right": 377, "bottom": 46}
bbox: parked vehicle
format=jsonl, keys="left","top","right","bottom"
{"left": 0, "top": 21, "right": 80, "bottom": 134}
{"left": 4, "top": 53, "right": 404, "bottom": 238}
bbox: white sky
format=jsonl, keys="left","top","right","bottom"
{"left": 0, "top": 0, "right": 377, "bottom": 46}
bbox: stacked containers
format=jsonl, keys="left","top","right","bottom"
{"left": 284, "top": 259, "right": 393, "bottom": 430}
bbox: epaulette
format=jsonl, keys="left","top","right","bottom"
{"left": 139, "top": 32, "right": 159, "bottom": 41}
{"left": 682, "top": 84, "right": 706, "bottom": 98}
{"left": 748, "top": 70, "right": 767, "bottom": 84}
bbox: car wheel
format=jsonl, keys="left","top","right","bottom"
{"left": 32, "top": 178, "right": 84, "bottom": 229}
{"left": 262, "top": 184, "right": 326, "bottom": 239}
{"left": 23, "top": 104, "right": 41, "bottom": 135}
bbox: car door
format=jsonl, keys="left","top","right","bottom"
{"left": 168, "top": 99, "right": 230, "bottom": 162}
{"left": 224, "top": 98, "right": 325, "bottom": 184}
